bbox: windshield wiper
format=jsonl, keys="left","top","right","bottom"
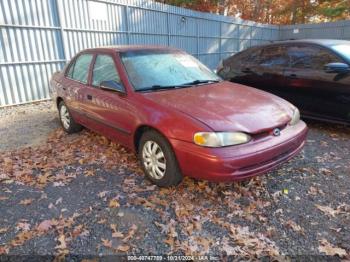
{"left": 180, "top": 79, "right": 221, "bottom": 86}
{"left": 138, "top": 85, "right": 184, "bottom": 92}
{"left": 138, "top": 80, "right": 221, "bottom": 92}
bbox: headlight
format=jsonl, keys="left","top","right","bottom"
{"left": 289, "top": 108, "right": 300, "bottom": 126}
{"left": 194, "top": 132, "right": 251, "bottom": 147}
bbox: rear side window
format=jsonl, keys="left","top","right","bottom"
{"left": 67, "top": 54, "right": 93, "bottom": 84}
{"left": 66, "top": 62, "right": 75, "bottom": 78}
{"left": 234, "top": 48, "right": 261, "bottom": 63}
{"left": 92, "top": 55, "right": 121, "bottom": 86}
{"left": 247, "top": 48, "right": 262, "bottom": 63}
{"left": 287, "top": 45, "right": 341, "bottom": 70}
{"left": 259, "top": 46, "right": 289, "bottom": 67}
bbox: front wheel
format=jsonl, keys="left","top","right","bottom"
{"left": 138, "top": 130, "right": 182, "bottom": 187}
{"left": 58, "top": 101, "right": 83, "bottom": 134}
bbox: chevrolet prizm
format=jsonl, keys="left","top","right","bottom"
{"left": 50, "top": 46, "right": 308, "bottom": 187}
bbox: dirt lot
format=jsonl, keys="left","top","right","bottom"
{"left": 0, "top": 101, "right": 349, "bottom": 259}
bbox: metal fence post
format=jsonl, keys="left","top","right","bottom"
{"left": 125, "top": 4, "right": 130, "bottom": 44}
{"left": 196, "top": 18, "right": 200, "bottom": 58}
{"left": 166, "top": 10, "right": 171, "bottom": 46}
{"left": 55, "top": 0, "right": 68, "bottom": 62}
{"left": 237, "top": 23, "right": 240, "bottom": 52}
{"left": 219, "top": 20, "right": 222, "bottom": 61}
{"left": 249, "top": 25, "right": 253, "bottom": 48}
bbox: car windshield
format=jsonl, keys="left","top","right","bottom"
{"left": 120, "top": 50, "right": 221, "bottom": 91}
{"left": 331, "top": 44, "right": 350, "bottom": 61}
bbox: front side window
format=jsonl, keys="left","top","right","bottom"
{"left": 288, "top": 45, "right": 341, "bottom": 70}
{"left": 331, "top": 44, "right": 350, "bottom": 61}
{"left": 92, "top": 55, "right": 121, "bottom": 87}
{"left": 69, "top": 54, "right": 93, "bottom": 83}
{"left": 120, "top": 50, "right": 220, "bottom": 91}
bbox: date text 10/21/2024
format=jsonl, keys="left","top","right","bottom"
{"left": 127, "top": 255, "right": 220, "bottom": 261}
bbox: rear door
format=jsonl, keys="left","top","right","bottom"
{"left": 284, "top": 44, "right": 349, "bottom": 121}
{"left": 225, "top": 47, "right": 261, "bottom": 84}
{"left": 61, "top": 53, "right": 94, "bottom": 122}
{"left": 254, "top": 45, "right": 289, "bottom": 96}
{"left": 234, "top": 45, "right": 289, "bottom": 96}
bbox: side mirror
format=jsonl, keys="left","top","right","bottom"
{"left": 100, "top": 80, "right": 125, "bottom": 93}
{"left": 324, "top": 62, "right": 350, "bottom": 74}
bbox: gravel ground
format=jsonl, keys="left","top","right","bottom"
{"left": 0, "top": 101, "right": 349, "bottom": 260}
{"left": 0, "top": 101, "right": 59, "bottom": 152}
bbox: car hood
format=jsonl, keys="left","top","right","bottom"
{"left": 142, "top": 81, "right": 293, "bottom": 134}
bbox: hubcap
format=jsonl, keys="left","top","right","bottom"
{"left": 60, "top": 105, "right": 70, "bottom": 129}
{"left": 142, "top": 141, "right": 166, "bottom": 180}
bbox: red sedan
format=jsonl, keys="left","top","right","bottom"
{"left": 50, "top": 46, "right": 307, "bottom": 187}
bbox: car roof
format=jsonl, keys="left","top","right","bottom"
{"left": 259, "top": 39, "right": 350, "bottom": 48}
{"left": 83, "top": 45, "right": 181, "bottom": 53}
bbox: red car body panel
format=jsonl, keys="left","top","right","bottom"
{"left": 143, "top": 82, "right": 294, "bottom": 134}
{"left": 50, "top": 46, "right": 308, "bottom": 182}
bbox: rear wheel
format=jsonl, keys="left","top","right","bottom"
{"left": 58, "top": 101, "right": 82, "bottom": 133}
{"left": 138, "top": 130, "right": 182, "bottom": 187}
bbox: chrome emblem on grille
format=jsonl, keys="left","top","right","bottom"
{"left": 273, "top": 128, "right": 281, "bottom": 136}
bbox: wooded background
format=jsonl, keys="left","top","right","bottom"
{"left": 158, "top": 0, "right": 350, "bottom": 24}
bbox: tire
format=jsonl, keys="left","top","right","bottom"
{"left": 58, "top": 100, "right": 83, "bottom": 134}
{"left": 138, "top": 130, "right": 183, "bottom": 187}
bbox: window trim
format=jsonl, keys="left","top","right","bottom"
{"left": 64, "top": 52, "right": 94, "bottom": 85}
{"left": 90, "top": 53, "right": 124, "bottom": 93}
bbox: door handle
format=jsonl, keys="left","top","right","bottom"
{"left": 87, "top": 94, "right": 92, "bottom": 100}
{"left": 288, "top": 74, "right": 297, "bottom": 79}
{"left": 242, "top": 68, "right": 252, "bottom": 73}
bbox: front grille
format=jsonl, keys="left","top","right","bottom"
{"left": 238, "top": 148, "right": 293, "bottom": 172}
{"left": 252, "top": 123, "right": 288, "bottom": 141}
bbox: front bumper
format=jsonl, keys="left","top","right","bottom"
{"left": 170, "top": 121, "right": 308, "bottom": 182}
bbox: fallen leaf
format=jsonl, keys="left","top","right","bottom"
{"left": 19, "top": 198, "right": 34, "bottom": 205}
{"left": 98, "top": 191, "right": 108, "bottom": 198}
{"left": 97, "top": 218, "right": 107, "bottom": 224}
{"left": 164, "top": 237, "right": 175, "bottom": 248}
{"left": 0, "top": 245, "right": 9, "bottom": 254}
{"left": 84, "top": 170, "right": 95, "bottom": 177}
{"left": 11, "top": 231, "right": 34, "bottom": 246}
{"left": 101, "top": 238, "right": 112, "bottom": 248}
{"left": 37, "top": 220, "right": 54, "bottom": 233}
{"left": 110, "top": 224, "right": 124, "bottom": 238}
{"left": 116, "top": 244, "right": 130, "bottom": 252}
{"left": 319, "top": 168, "right": 332, "bottom": 175}
{"left": 315, "top": 204, "right": 340, "bottom": 217}
{"left": 55, "top": 197, "right": 63, "bottom": 205}
{"left": 56, "top": 234, "right": 67, "bottom": 250}
{"left": 284, "top": 220, "right": 304, "bottom": 234}
{"left": 318, "top": 239, "right": 347, "bottom": 257}
{"left": 109, "top": 199, "right": 120, "bottom": 208}
{"left": 16, "top": 222, "right": 31, "bottom": 231}
{"left": 0, "top": 227, "right": 9, "bottom": 234}
{"left": 123, "top": 224, "right": 137, "bottom": 242}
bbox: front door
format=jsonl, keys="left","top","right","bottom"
{"left": 284, "top": 44, "right": 350, "bottom": 122}
{"left": 83, "top": 53, "right": 134, "bottom": 147}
